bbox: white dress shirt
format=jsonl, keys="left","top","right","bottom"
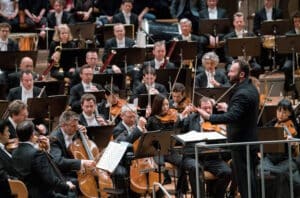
{"left": 0, "top": 38, "right": 8, "bottom": 51}
{"left": 82, "top": 82, "right": 93, "bottom": 92}
{"left": 208, "top": 8, "right": 218, "bottom": 19}
{"left": 205, "top": 70, "right": 215, "bottom": 88}
{"left": 123, "top": 11, "right": 131, "bottom": 24}
{"left": 61, "top": 129, "right": 75, "bottom": 148}
{"left": 83, "top": 112, "right": 99, "bottom": 126}
{"left": 265, "top": 7, "right": 273, "bottom": 21}
{"left": 154, "top": 58, "right": 164, "bottom": 69}
{"left": 55, "top": 11, "right": 63, "bottom": 26}
{"left": 117, "top": 38, "right": 126, "bottom": 48}
{"left": 21, "top": 85, "right": 33, "bottom": 104}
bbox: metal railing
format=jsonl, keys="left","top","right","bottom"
{"left": 195, "top": 139, "right": 300, "bottom": 198}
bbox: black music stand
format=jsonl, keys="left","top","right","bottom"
{"left": 260, "top": 105, "right": 277, "bottom": 126}
{"left": 84, "top": 90, "right": 106, "bottom": 103}
{"left": 47, "top": 95, "right": 69, "bottom": 117}
{"left": 60, "top": 48, "right": 91, "bottom": 68}
{"left": 34, "top": 80, "right": 64, "bottom": 96}
{"left": 0, "top": 51, "right": 38, "bottom": 72}
{"left": 276, "top": 35, "right": 300, "bottom": 99}
{"left": 68, "top": 23, "right": 96, "bottom": 41}
{"left": 86, "top": 125, "right": 114, "bottom": 151}
{"left": 93, "top": 73, "right": 125, "bottom": 90}
{"left": 0, "top": 100, "right": 9, "bottom": 118}
{"left": 27, "top": 97, "right": 49, "bottom": 119}
{"left": 134, "top": 129, "right": 180, "bottom": 183}
{"left": 198, "top": 18, "right": 230, "bottom": 36}
{"left": 194, "top": 87, "right": 232, "bottom": 105}
{"left": 168, "top": 41, "right": 198, "bottom": 62}
{"left": 227, "top": 37, "right": 261, "bottom": 58}
{"left": 261, "top": 19, "right": 291, "bottom": 36}
{"left": 0, "top": 84, "right": 7, "bottom": 100}
{"left": 110, "top": 48, "right": 146, "bottom": 73}
{"left": 258, "top": 127, "right": 285, "bottom": 153}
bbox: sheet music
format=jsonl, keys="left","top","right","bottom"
{"left": 96, "top": 141, "right": 128, "bottom": 173}
{"left": 175, "top": 130, "right": 226, "bottom": 143}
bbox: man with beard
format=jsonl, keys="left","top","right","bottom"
{"left": 197, "top": 59, "right": 259, "bottom": 198}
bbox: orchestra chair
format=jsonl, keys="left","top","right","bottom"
{"left": 8, "top": 179, "right": 28, "bottom": 198}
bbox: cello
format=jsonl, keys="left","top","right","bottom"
{"left": 69, "top": 127, "right": 113, "bottom": 198}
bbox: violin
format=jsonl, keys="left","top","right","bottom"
{"left": 275, "top": 119, "right": 297, "bottom": 138}
{"left": 172, "top": 97, "right": 191, "bottom": 113}
{"left": 201, "top": 121, "right": 226, "bottom": 135}
{"left": 110, "top": 98, "right": 127, "bottom": 118}
{"left": 156, "top": 108, "right": 178, "bottom": 124}
{"left": 5, "top": 138, "right": 19, "bottom": 152}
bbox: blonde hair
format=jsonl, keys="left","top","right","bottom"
{"left": 52, "top": 24, "right": 73, "bottom": 42}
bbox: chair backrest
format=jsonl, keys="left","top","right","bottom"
{"left": 8, "top": 179, "right": 28, "bottom": 198}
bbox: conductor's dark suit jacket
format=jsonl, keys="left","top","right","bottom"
{"left": 195, "top": 69, "right": 230, "bottom": 88}
{"left": 253, "top": 7, "right": 283, "bottom": 35}
{"left": 12, "top": 143, "right": 69, "bottom": 198}
{"left": 112, "top": 121, "right": 142, "bottom": 143}
{"left": 209, "top": 78, "right": 259, "bottom": 143}
{"left": 7, "top": 86, "right": 46, "bottom": 102}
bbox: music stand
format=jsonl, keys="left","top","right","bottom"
{"left": 47, "top": 95, "right": 69, "bottom": 117}
{"left": 68, "top": 23, "right": 96, "bottom": 41}
{"left": 194, "top": 87, "right": 232, "bottom": 106}
{"left": 93, "top": 73, "right": 125, "bottom": 90}
{"left": 34, "top": 80, "right": 64, "bottom": 96}
{"left": 0, "top": 51, "right": 37, "bottom": 72}
{"left": 0, "top": 100, "right": 9, "bottom": 118}
{"left": 84, "top": 90, "right": 106, "bottom": 103}
{"left": 60, "top": 48, "right": 91, "bottom": 68}
{"left": 110, "top": 48, "right": 146, "bottom": 73}
{"left": 261, "top": 19, "right": 291, "bottom": 36}
{"left": 198, "top": 18, "right": 230, "bottom": 36}
{"left": 134, "top": 129, "right": 180, "bottom": 183}
{"left": 258, "top": 127, "right": 285, "bottom": 153}
{"left": 167, "top": 41, "right": 198, "bottom": 62}
{"left": 260, "top": 105, "right": 277, "bottom": 126}
{"left": 227, "top": 37, "right": 261, "bottom": 58}
{"left": 27, "top": 97, "right": 49, "bottom": 119}
{"left": 86, "top": 125, "right": 114, "bottom": 151}
{"left": 0, "top": 84, "right": 7, "bottom": 100}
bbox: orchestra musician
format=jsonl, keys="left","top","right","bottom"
{"left": 169, "top": 82, "right": 191, "bottom": 113}
{"left": 7, "top": 70, "right": 47, "bottom": 103}
{"left": 112, "top": 103, "right": 147, "bottom": 197}
{"left": 0, "top": 119, "right": 21, "bottom": 197}
{"left": 12, "top": 120, "right": 76, "bottom": 198}
{"left": 48, "top": 24, "right": 76, "bottom": 81}
{"left": 47, "top": 0, "right": 75, "bottom": 28}
{"left": 49, "top": 111, "right": 96, "bottom": 190}
{"left": 69, "top": 65, "right": 103, "bottom": 113}
{"left": 258, "top": 99, "right": 300, "bottom": 197}
{"left": 195, "top": 51, "right": 230, "bottom": 88}
{"left": 79, "top": 93, "right": 108, "bottom": 126}
{"left": 197, "top": 60, "right": 259, "bottom": 198}
{"left": 97, "top": 84, "right": 126, "bottom": 125}
{"left": 224, "top": 12, "right": 262, "bottom": 78}
{"left": 132, "top": 66, "right": 168, "bottom": 99}
{"left": 182, "top": 96, "right": 231, "bottom": 198}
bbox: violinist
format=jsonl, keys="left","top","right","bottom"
{"left": 182, "top": 97, "right": 232, "bottom": 198}
{"left": 0, "top": 119, "right": 20, "bottom": 197}
{"left": 12, "top": 120, "right": 76, "bottom": 198}
{"left": 98, "top": 84, "right": 126, "bottom": 125}
{"left": 69, "top": 65, "right": 103, "bottom": 113}
{"left": 112, "top": 104, "right": 147, "bottom": 197}
{"left": 79, "top": 93, "right": 108, "bottom": 126}
{"left": 195, "top": 52, "right": 229, "bottom": 88}
{"left": 169, "top": 82, "right": 191, "bottom": 113}
{"left": 50, "top": 111, "right": 96, "bottom": 190}
{"left": 259, "top": 98, "right": 300, "bottom": 198}
{"left": 132, "top": 66, "right": 168, "bottom": 99}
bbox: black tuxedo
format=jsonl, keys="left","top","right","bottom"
{"left": 132, "top": 83, "right": 168, "bottom": 99}
{"left": 112, "top": 12, "right": 139, "bottom": 32}
{"left": 195, "top": 69, "right": 229, "bottom": 88}
{"left": 253, "top": 7, "right": 283, "bottom": 35}
{"left": 78, "top": 113, "right": 88, "bottom": 126}
{"left": 112, "top": 121, "right": 142, "bottom": 143}
{"left": 97, "top": 99, "right": 122, "bottom": 125}
{"left": 7, "top": 38, "right": 19, "bottom": 52}
{"left": 47, "top": 11, "right": 75, "bottom": 28}
{"left": 102, "top": 37, "right": 135, "bottom": 63}
{"left": 69, "top": 82, "right": 103, "bottom": 113}
{"left": 12, "top": 143, "right": 69, "bottom": 198}
{"left": 198, "top": 7, "right": 228, "bottom": 19}
{"left": 7, "top": 86, "right": 46, "bottom": 102}
{"left": 209, "top": 78, "right": 259, "bottom": 198}
{"left": 50, "top": 129, "right": 81, "bottom": 175}
{"left": 7, "top": 71, "right": 39, "bottom": 89}
{"left": 170, "top": 0, "right": 205, "bottom": 18}
{"left": 7, "top": 119, "right": 17, "bottom": 139}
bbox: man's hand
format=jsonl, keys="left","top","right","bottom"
{"left": 66, "top": 181, "right": 76, "bottom": 190}
{"left": 196, "top": 108, "right": 210, "bottom": 120}
{"left": 82, "top": 159, "right": 96, "bottom": 169}
{"left": 138, "top": 117, "right": 147, "bottom": 132}
{"left": 112, "top": 65, "right": 121, "bottom": 73}
{"left": 216, "top": 102, "right": 228, "bottom": 112}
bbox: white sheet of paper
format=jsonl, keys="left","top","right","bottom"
{"left": 176, "top": 130, "right": 226, "bottom": 143}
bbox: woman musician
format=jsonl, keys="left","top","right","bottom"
{"left": 48, "top": 24, "right": 76, "bottom": 81}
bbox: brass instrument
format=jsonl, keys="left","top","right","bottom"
{"left": 54, "top": 42, "right": 62, "bottom": 68}
{"left": 262, "top": 35, "right": 275, "bottom": 49}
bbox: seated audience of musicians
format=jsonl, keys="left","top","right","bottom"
{"left": 7, "top": 70, "right": 46, "bottom": 103}
{"left": 0, "top": 0, "right": 19, "bottom": 32}
{"left": 195, "top": 51, "right": 229, "bottom": 88}
{"left": 102, "top": 23, "right": 134, "bottom": 73}
{"left": 0, "top": 119, "right": 21, "bottom": 197}
{"left": 20, "top": 0, "right": 48, "bottom": 28}
{"left": 112, "top": 103, "right": 147, "bottom": 197}
{"left": 98, "top": 84, "right": 126, "bottom": 125}
{"left": 73, "top": 0, "right": 93, "bottom": 22}
{"left": 281, "top": 11, "right": 300, "bottom": 96}
{"left": 169, "top": 82, "right": 191, "bottom": 113}
{"left": 182, "top": 96, "right": 231, "bottom": 198}
{"left": 224, "top": 12, "right": 262, "bottom": 78}
{"left": 48, "top": 24, "right": 76, "bottom": 80}
{"left": 259, "top": 98, "right": 300, "bottom": 197}
{"left": 199, "top": 0, "right": 228, "bottom": 62}
{"left": 79, "top": 93, "right": 108, "bottom": 126}
{"left": 69, "top": 65, "right": 103, "bottom": 113}
{"left": 12, "top": 120, "right": 76, "bottom": 198}
{"left": 50, "top": 111, "right": 96, "bottom": 186}
{"left": 112, "top": 0, "right": 139, "bottom": 33}
{"left": 133, "top": 66, "right": 168, "bottom": 99}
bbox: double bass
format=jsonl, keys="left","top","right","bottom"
{"left": 69, "top": 128, "right": 113, "bottom": 198}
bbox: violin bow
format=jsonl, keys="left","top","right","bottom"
{"left": 108, "top": 75, "right": 114, "bottom": 124}
{"left": 257, "top": 83, "right": 274, "bottom": 124}
{"left": 214, "top": 83, "right": 237, "bottom": 105}
{"left": 191, "top": 55, "right": 198, "bottom": 105}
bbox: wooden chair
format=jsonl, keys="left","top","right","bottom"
{"left": 8, "top": 179, "right": 28, "bottom": 198}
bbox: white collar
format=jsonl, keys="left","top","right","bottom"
{"left": 21, "top": 84, "right": 33, "bottom": 93}
{"left": 122, "top": 121, "right": 134, "bottom": 132}
{"left": 8, "top": 116, "right": 17, "bottom": 129}
{"left": 208, "top": 7, "right": 217, "bottom": 12}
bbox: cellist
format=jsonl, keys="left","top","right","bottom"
{"left": 112, "top": 103, "right": 147, "bottom": 197}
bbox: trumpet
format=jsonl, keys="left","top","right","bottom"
{"left": 53, "top": 42, "right": 62, "bottom": 68}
